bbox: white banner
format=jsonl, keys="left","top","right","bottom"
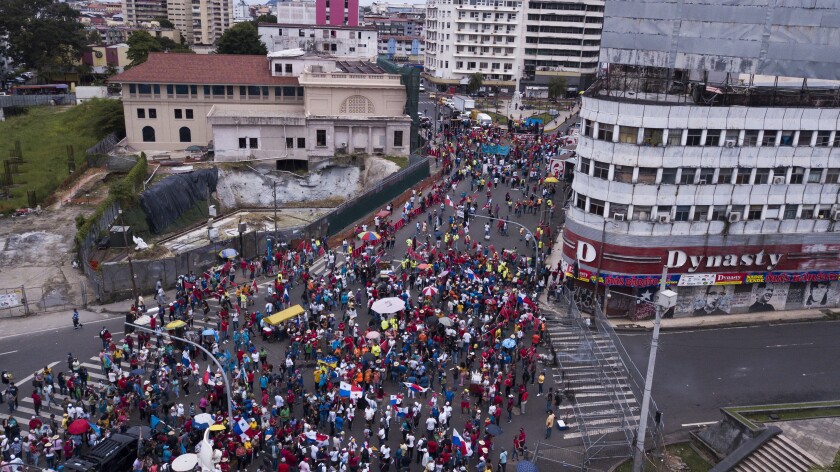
{"left": 677, "top": 274, "right": 716, "bottom": 287}
{"left": 0, "top": 292, "right": 20, "bottom": 308}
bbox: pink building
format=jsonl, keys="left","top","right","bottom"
{"left": 315, "top": 0, "right": 358, "bottom": 26}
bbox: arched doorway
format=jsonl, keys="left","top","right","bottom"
{"left": 179, "top": 127, "right": 191, "bottom": 142}
{"left": 142, "top": 126, "right": 156, "bottom": 142}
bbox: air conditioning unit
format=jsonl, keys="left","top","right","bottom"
{"left": 772, "top": 176, "right": 786, "bottom": 184}
{"left": 725, "top": 139, "right": 737, "bottom": 147}
{"left": 658, "top": 214, "right": 671, "bottom": 223}
{"left": 728, "top": 212, "right": 741, "bottom": 223}
{"left": 831, "top": 210, "right": 840, "bottom": 221}
{"left": 613, "top": 213, "right": 625, "bottom": 221}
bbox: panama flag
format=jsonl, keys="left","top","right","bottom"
{"left": 181, "top": 349, "right": 191, "bottom": 368}
{"left": 202, "top": 365, "right": 211, "bottom": 385}
{"left": 517, "top": 291, "right": 537, "bottom": 310}
{"left": 390, "top": 394, "right": 403, "bottom": 406}
{"left": 446, "top": 195, "right": 454, "bottom": 207}
{"left": 304, "top": 431, "right": 330, "bottom": 446}
{"left": 233, "top": 418, "right": 256, "bottom": 441}
{"left": 339, "top": 381, "right": 364, "bottom": 399}
{"left": 396, "top": 406, "right": 409, "bottom": 417}
{"left": 452, "top": 429, "right": 472, "bottom": 456}
{"left": 403, "top": 382, "right": 428, "bottom": 393}
{"left": 464, "top": 268, "right": 476, "bottom": 281}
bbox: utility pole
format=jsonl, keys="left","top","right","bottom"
{"left": 633, "top": 265, "right": 676, "bottom": 472}
{"left": 119, "top": 209, "right": 139, "bottom": 308}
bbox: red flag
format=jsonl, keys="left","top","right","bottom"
{"left": 251, "top": 279, "right": 259, "bottom": 294}
{"left": 318, "top": 246, "right": 326, "bottom": 257}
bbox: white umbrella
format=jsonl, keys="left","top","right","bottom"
{"left": 438, "top": 317, "right": 453, "bottom": 327}
{"left": 422, "top": 286, "right": 438, "bottom": 297}
{"left": 366, "top": 331, "right": 381, "bottom": 340}
{"left": 371, "top": 297, "right": 406, "bottom": 314}
{"left": 172, "top": 453, "right": 199, "bottom": 472}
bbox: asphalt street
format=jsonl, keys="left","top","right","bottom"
{"left": 617, "top": 320, "right": 840, "bottom": 434}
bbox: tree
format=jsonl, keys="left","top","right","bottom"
{"left": 253, "top": 14, "right": 277, "bottom": 25}
{"left": 154, "top": 17, "right": 175, "bottom": 29}
{"left": 158, "top": 37, "right": 193, "bottom": 54}
{"left": 467, "top": 72, "right": 484, "bottom": 94}
{"left": 0, "top": 0, "right": 87, "bottom": 75}
{"left": 547, "top": 76, "right": 567, "bottom": 101}
{"left": 126, "top": 31, "right": 163, "bottom": 68}
{"left": 216, "top": 22, "right": 267, "bottom": 55}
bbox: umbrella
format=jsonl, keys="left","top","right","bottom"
{"left": 501, "top": 338, "right": 516, "bottom": 349}
{"left": 486, "top": 424, "right": 502, "bottom": 436}
{"left": 209, "top": 424, "right": 225, "bottom": 432}
{"left": 362, "top": 352, "right": 376, "bottom": 363}
{"left": 422, "top": 286, "right": 438, "bottom": 297}
{"left": 201, "top": 328, "right": 217, "bottom": 336}
{"left": 371, "top": 297, "right": 405, "bottom": 314}
{"left": 516, "top": 461, "right": 538, "bottom": 472}
{"left": 165, "top": 320, "right": 186, "bottom": 330}
{"left": 544, "top": 176, "right": 560, "bottom": 183}
{"left": 134, "top": 315, "right": 151, "bottom": 326}
{"left": 67, "top": 419, "right": 91, "bottom": 435}
{"left": 438, "top": 317, "right": 453, "bottom": 327}
{"left": 438, "top": 270, "right": 450, "bottom": 278}
{"left": 425, "top": 316, "right": 439, "bottom": 326}
{"left": 366, "top": 331, "right": 381, "bottom": 340}
{"left": 417, "top": 263, "right": 431, "bottom": 270}
{"left": 130, "top": 368, "right": 146, "bottom": 376}
{"left": 193, "top": 413, "right": 214, "bottom": 429}
{"left": 172, "top": 453, "right": 199, "bottom": 472}
{"left": 219, "top": 248, "right": 238, "bottom": 259}
{"left": 358, "top": 231, "right": 381, "bottom": 242}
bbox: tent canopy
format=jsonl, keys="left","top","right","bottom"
{"left": 265, "top": 304, "right": 305, "bottom": 326}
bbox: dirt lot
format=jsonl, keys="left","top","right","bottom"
{"left": 0, "top": 168, "right": 107, "bottom": 311}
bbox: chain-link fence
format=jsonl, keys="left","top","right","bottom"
{"left": 0, "top": 282, "right": 87, "bottom": 318}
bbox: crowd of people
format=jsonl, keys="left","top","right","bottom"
{"left": 1, "top": 116, "right": 577, "bottom": 472}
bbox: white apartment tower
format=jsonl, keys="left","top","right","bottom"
{"left": 166, "top": 0, "right": 235, "bottom": 46}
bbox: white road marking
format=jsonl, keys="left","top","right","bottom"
{"left": 0, "top": 350, "right": 18, "bottom": 356}
{"left": 765, "top": 342, "right": 814, "bottom": 348}
{"left": 681, "top": 421, "right": 717, "bottom": 427}
{"left": 15, "top": 361, "right": 60, "bottom": 386}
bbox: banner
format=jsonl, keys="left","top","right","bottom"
{"left": 0, "top": 293, "right": 20, "bottom": 308}
{"left": 577, "top": 270, "right": 840, "bottom": 287}
{"left": 481, "top": 144, "right": 510, "bottom": 156}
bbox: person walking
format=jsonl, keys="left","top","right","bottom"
{"left": 72, "top": 309, "right": 82, "bottom": 329}
{"left": 545, "top": 411, "right": 555, "bottom": 439}
{"left": 498, "top": 449, "right": 507, "bottom": 472}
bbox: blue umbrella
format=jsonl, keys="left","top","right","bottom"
{"left": 219, "top": 248, "right": 238, "bottom": 259}
{"left": 501, "top": 338, "right": 516, "bottom": 349}
{"left": 516, "top": 461, "right": 538, "bottom": 472}
{"left": 202, "top": 329, "right": 216, "bottom": 336}
{"left": 130, "top": 368, "right": 146, "bottom": 376}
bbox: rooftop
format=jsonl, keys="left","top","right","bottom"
{"left": 258, "top": 22, "right": 377, "bottom": 31}
{"left": 110, "top": 53, "right": 299, "bottom": 86}
{"left": 335, "top": 61, "right": 386, "bottom": 75}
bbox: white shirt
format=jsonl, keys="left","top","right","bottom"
{"left": 425, "top": 417, "right": 437, "bottom": 431}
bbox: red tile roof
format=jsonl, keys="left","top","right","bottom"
{"left": 111, "top": 53, "right": 299, "bottom": 86}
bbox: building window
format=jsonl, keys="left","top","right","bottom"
{"left": 674, "top": 205, "right": 690, "bottom": 222}
{"left": 316, "top": 130, "right": 327, "bottom": 147}
{"left": 783, "top": 205, "right": 798, "bottom": 219}
{"left": 735, "top": 169, "right": 752, "bottom": 184}
{"left": 617, "top": 126, "right": 638, "bottom": 144}
{"left": 583, "top": 120, "right": 594, "bottom": 137}
{"left": 297, "top": 137, "right": 306, "bottom": 148}
{"left": 815, "top": 131, "right": 832, "bottom": 146}
{"left": 179, "top": 127, "right": 191, "bottom": 142}
{"left": 148, "top": 108, "right": 157, "bottom": 119}
{"left": 807, "top": 169, "right": 823, "bottom": 183}
{"left": 660, "top": 168, "right": 677, "bottom": 184}
{"left": 589, "top": 198, "right": 605, "bottom": 216}
{"left": 340, "top": 95, "right": 375, "bottom": 114}
{"left": 596, "top": 123, "right": 613, "bottom": 141}
{"left": 790, "top": 167, "right": 805, "bottom": 184}
{"left": 657, "top": 206, "right": 672, "bottom": 219}
{"left": 137, "top": 108, "right": 145, "bottom": 119}
{"left": 286, "top": 64, "right": 293, "bottom": 73}
{"left": 174, "top": 109, "right": 183, "bottom": 119}
{"left": 801, "top": 204, "right": 815, "bottom": 219}
{"left": 633, "top": 205, "right": 652, "bottom": 221}
{"left": 761, "top": 130, "right": 778, "bottom": 146}
{"left": 137, "top": 84, "right": 152, "bottom": 94}
{"left": 747, "top": 205, "right": 763, "bottom": 220}
{"left": 636, "top": 167, "right": 657, "bottom": 184}
{"left": 248, "top": 138, "right": 257, "bottom": 149}
{"left": 614, "top": 165, "right": 633, "bottom": 183}
{"left": 592, "top": 161, "right": 609, "bottom": 180}
{"left": 693, "top": 206, "right": 708, "bottom": 221}
{"left": 274, "top": 63, "right": 282, "bottom": 73}
{"left": 578, "top": 158, "right": 590, "bottom": 175}
{"left": 239, "top": 138, "right": 246, "bottom": 149}
{"left": 186, "top": 109, "right": 193, "bottom": 119}
{"left": 711, "top": 205, "right": 728, "bottom": 221}
{"left": 818, "top": 206, "right": 832, "bottom": 219}
{"left": 142, "top": 126, "right": 155, "bottom": 142}
{"left": 678, "top": 168, "right": 696, "bottom": 184}
{"left": 575, "top": 193, "right": 586, "bottom": 210}
{"left": 826, "top": 168, "right": 840, "bottom": 184}
{"left": 754, "top": 168, "right": 771, "bottom": 184}
{"left": 394, "top": 130, "right": 404, "bottom": 147}
{"left": 699, "top": 168, "right": 715, "bottom": 184}
{"left": 685, "top": 129, "right": 702, "bottom": 146}
{"left": 780, "top": 130, "right": 795, "bottom": 146}
{"left": 765, "top": 205, "right": 781, "bottom": 219}
{"left": 744, "top": 130, "right": 760, "bottom": 146}
{"left": 666, "top": 130, "right": 683, "bottom": 146}
{"left": 834, "top": 132, "right": 840, "bottom": 147}
{"left": 129, "top": 84, "right": 136, "bottom": 94}
{"left": 610, "top": 203, "right": 628, "bottom": 220}
{"left": 286, "top": 137, "right": 294, "bottom": 149}
{"left": 642, "top": 128, "right": 663, "bottom": 146}
{"left": 705, "top": 129, "right": 722, "bottom": 146}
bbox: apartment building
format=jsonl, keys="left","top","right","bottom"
{"left": 258, "top": 23, "right": 378, "bottom": 60}
{"left": 121, "top": 0, "right": 167, "bottom": 25}
{"left": 166, "top": 0, "right": 234, "bottom": 46}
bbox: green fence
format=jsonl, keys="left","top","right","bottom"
{"left": 325, "top": 157, "right": 430, "bottom": 237}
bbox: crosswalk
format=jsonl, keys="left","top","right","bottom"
{"left": 543, "top": 314, "right": 640, "bottom": 442}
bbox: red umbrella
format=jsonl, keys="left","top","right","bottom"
{"left": 67, "top": 419, "right": 91, "bottom": 435}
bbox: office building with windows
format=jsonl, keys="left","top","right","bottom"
{"left": 562, "top": 0, "right": 840, "bottom": 317}
{"left": 258, "top": 23, "right": 378, "bottom": 60}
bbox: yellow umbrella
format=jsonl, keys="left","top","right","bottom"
{"left": 208, "top": 424, "right": 225, "bottom": 431}
{"left": 544, "top": 176, "right": 560, "bottom": 183}
{"left": 164, "top": 320, "right": 186, "bottom": 330}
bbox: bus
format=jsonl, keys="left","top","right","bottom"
{"left": 10, "top": 84, "right": 70, "bottom": 95}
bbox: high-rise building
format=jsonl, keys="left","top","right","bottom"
{"left": 275, "top": 0, "right": 318, "bottom": 25}
{"left": 122, "top": 0, "right": 167, "bottom": 25}
{"left": 423, "top": 0, "right": 602, "bottom": 92}
{"left": 562, "top": 0, "right": 840, "bottom": 317}
{"left": 315, "top": 0, "right": 359, "bottom": 26}
{"left": 167, "top": 0, "right": 234, "bottom": 46}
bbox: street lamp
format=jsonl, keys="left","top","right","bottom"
{"left": 632, "top": 266, "right": 677, "bottom": 472}
{"left": 125, "top": 322, "right": 235, "bottom": 431}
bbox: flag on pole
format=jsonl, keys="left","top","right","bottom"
{"left": 452, "top": 429, "right": 472, "bottom": 456}
{"left": 464, "top": 268, "right": 476, "bottom": 280}
{"left": 203, "top": 365, "right": 211, "bottom": 385}
{"left": 396, "top": 406, "right": 409, "bottom": 417}
{"left": 340, "top": 382, "right": 364, "bottom": 399}
{"left": 390, "top": 394, "right": 403, "bottom": 406}
{"left": 304, "top": 431, "right": 330, "bottom": 445}
{"left": 403, "top": 382, "right": 428, "bottom": 393}
{"left": 446, "top": 195, "right": 454, "bottom": 208}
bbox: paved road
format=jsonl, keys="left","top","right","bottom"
{"left": 618, "top": 320, "right": 840, "bottom": 434}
